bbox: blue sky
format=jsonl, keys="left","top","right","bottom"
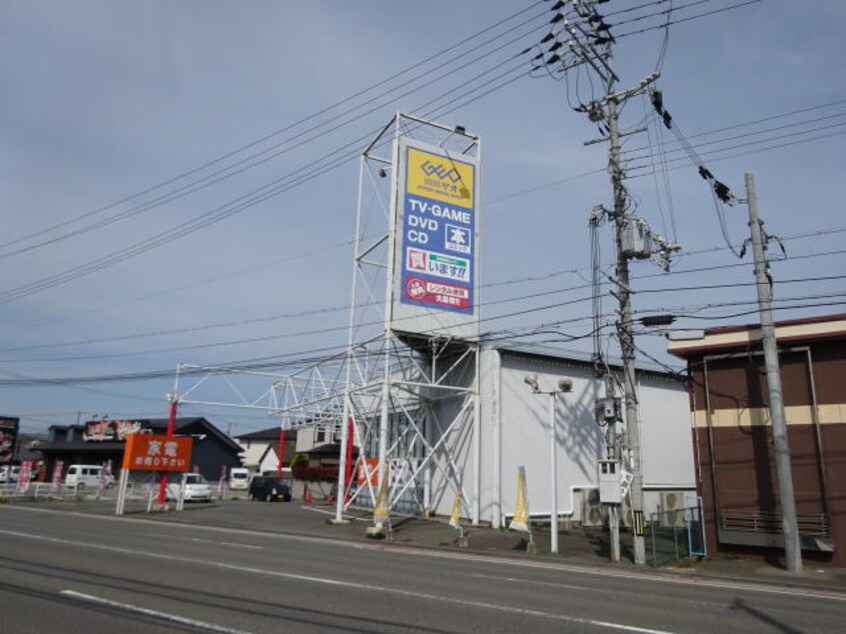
{"left": 1, "top": 0, "right": 844, "bottom": 434}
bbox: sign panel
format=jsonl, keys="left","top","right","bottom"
{"left": 0, "top": 416, "right": 19, "bottom": 463}
{"left": 83, "top": 419, "right": 145, "bottom": 441}
{"left": 357, "top": 458, "right": 380, "bottom": 486}
{"left": 122, "top": 433, "right": 193, "bottom": 472}
{"left": 393, "top": 138, "right": 481, "bottom": 338}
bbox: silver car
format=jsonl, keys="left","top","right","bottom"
{"left": 166, "top": 473, "right": 212, "bottom": 502}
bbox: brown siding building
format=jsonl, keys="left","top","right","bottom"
{"left": 668, "top": 313, "right": 846, "bottom": 566}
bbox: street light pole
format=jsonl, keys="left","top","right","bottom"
{"left": 549, "top": 391, "right": 559, "bottom": 554}
{"left": 525, "top": 374, "right": 573, "bottom": 555}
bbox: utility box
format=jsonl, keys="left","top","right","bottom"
{"left": 594, "top": 397, "right": 618, "bottom": 424}
{"left": 598, "top": 460, "right": 622, "bottom": 504}
{"left": 621, "top": 218, "right": 653, "bottom": 259}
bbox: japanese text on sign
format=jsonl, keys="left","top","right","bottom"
{"left": 401, "top": 146, "right": 476, "bottom": 314}
{"left": 122, "top": 433, "right": 193, "bottom": 472}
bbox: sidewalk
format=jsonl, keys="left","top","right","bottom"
{"left": 10, "top": 496, "right": 846, "bottom": 593}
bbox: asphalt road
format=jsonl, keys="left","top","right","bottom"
{"left": 1, "top": 504, "right": 844, "bottom": 633}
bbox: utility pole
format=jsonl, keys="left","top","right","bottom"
{"left": 532, "top": 0, "right": 677, "bottom": 566}
{"left": 606, "top": 79, "right": 647, "bottom": 567}
{"left": 744, "top": 172, "right": 803, "bottom": 573}
{"left": 604, "top": 374, "right": 621, "bottom": 563}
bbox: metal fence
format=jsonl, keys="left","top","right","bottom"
{"left": 0, "top": 479, "right": 242, "bottom": 504}
{"left": 647, "top": 502, "right": 707, "bottom": 567}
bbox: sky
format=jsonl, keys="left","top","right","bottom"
{"left": 2, "top": 0, "right": 844, "bottom": 435}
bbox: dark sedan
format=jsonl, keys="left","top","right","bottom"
{"left": 248, "top": 476, "right": 292, "bottom": 502}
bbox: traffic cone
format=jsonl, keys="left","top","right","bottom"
{"left": 304, "top": 489, "right": 312, "bottom": 503}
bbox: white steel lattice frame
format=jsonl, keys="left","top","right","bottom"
{"left": 169, "top": 113, "right": 482, "bottom": 526}
{"left": 334, "top": 113, "right": 482, "bottom": 526}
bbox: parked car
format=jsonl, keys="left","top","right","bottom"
{"left": 65, "top": 464, "right": 114, "bottom": 489}
{"left": 228, "top": 467, "right": 250, "bottom": 490}
{"left": 248, "top": 476, "right": 292, "bottom": 502}
{"left": 0, "top": 465, "right": 20, "bottom": 483}
{"left": 166, "top": 473, "right": 212, "bottom": 502}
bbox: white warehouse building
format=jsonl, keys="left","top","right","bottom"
{"left": 419, "top": 342, "right": 695, "bottom": 529}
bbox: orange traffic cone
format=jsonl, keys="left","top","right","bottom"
{"left": 304, "top": 490, "right": 312, "bottom": 503}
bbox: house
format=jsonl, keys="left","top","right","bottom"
{"left": 37, "top": 417, "right": 243, "bottom": 482}
{"left": 668, "top": 313, "right": 846, "bottom": 566}
{"left": 234, "top": 426, "right": 297, "bottom": 474}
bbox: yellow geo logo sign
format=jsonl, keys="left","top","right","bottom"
{"left": 406, "top": 147, "right": 474, "bottom": 208}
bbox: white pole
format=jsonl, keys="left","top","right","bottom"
{"left": 492, "top": 350, "right": 502, "bottom": 529}
{"left": 550, "top": 393, "right": 559, "bottom": 554}
{"left": 472, "top": 346, "right": 481, "bottom": 526}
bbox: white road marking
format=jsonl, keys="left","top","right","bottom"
{"left": 60, "top": 590, "right": 253, "bottom": 634}
{"left": 300, "top": 505, "right": 370, "bottom": 522}
{"left": 8, "top": 529, "right": 673, "bottom": 633}
{"left": 3, "top": 506, "right": 844, "bottom": 602}
{"left": 392, "top": 545, "right": 846, "bottom": 601}
{"left": 188, "top": 537, "right": 263, "bottom": 550}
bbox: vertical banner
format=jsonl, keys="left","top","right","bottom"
{"left": 16, "top": 460, "right": 32, "bottom": 494}
{"left": 393, "top": 138, "right": 480, "bottom": 339}
{"left": 449, "top": 488, "right": 463, "bottom": 529}
{"left": 218, "top": 464, "right": 227, "bottom": 499}
{"left": 51, "top": 460, "right": 64, "bottom": 490}
{"left": 373, "top": 479, "right": 391, "bottom": 527}
{"left": 509, "top": 466, "right": 530, "bottom": 532}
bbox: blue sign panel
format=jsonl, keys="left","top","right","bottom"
{"left": 400, "top": 146, "right": 476, "bottom": 314}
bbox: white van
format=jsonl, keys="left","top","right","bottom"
{"left": 0, "top": 465, "right": 21, "bottom": 483}
{"left": 229, "top": 467, "right": 250, "bottom": 490}
{"left": 65, "top": 464, "right": 114, "bottom": 490}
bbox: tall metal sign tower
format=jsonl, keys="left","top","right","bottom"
{"left": 166, "top": 114, "right": 482, "bottom": 529}
{"left": 335, "top": 113, "right": 483, "bottom": 527}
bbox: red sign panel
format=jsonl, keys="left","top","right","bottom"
{"left": 404, "top": 276, "right": 470, "bottom": 310}
{"left": 122, "top": 434, "right": 193, "bottom": 472}
{"left": 357, "top": 458, "right": 380, "bottom": 486}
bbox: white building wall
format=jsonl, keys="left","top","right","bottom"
{"left": 497, "top": 354, "right": 606, "bottom": 524}
{"left": 433, "top": 347, "right": 695, "bottom": 525}
{"left": 637, "top": 374, "right": 695, "bottom": 490}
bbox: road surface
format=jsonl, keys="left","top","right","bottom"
{"left": 0, "top": 505, "right": 843, "bottom": 633}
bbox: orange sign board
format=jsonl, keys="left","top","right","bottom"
{"left": 357, "top": 458, "right": 382, "bottom": 486}
{"left": 122, "top": 434, "right": 193, "bottom": 472}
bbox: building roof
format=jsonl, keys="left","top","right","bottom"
{"left": 667, "top": 312, "right": 846, "bottom": 358}
{"left": 235, "top": 426, "right": 298, "bottom": 442}
{"left": 488, "top": 340, "right": 680, "bottom": 378}
{"left": 40, "top": 417, "right": 242, "bottom": 453}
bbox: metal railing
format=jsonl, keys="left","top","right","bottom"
{"left": 719, "top": 511, "right": 830, "bottom": 537}
{"left": 647, "top": 503, "right": 707, "bottom": 568}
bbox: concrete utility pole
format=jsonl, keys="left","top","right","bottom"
{"left": 606, "top": 87, "right": 647, "bottom": 567}
{"left": 744, "top": 172, "right": 803, "bottom": 574}
{"left": 604, "top": 374, "right": 621, "bottom": 563}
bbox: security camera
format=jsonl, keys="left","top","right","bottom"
{"left": 557, "top": 377, "right": 574, "bottom": 393}
{"left": 523, "top": 374, "right": 539, "bottom": 393}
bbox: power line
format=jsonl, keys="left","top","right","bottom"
{"left": 617, "top": 0, "right": 761, "bottom": 39}
{"left": 0, "top": 2, "right": 548, "bottom": 255}
{"left": 4, "top": 231, "right": 844, "bottom": 358}
{"left": 0, "top": 51, "right": 536, "bottom": 304}
{"left": 4, "top": 288, "right": 842, "bottom": 389}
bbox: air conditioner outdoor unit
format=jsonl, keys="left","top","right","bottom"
{"left": 660, "top": 491, "right": 686, "bottom": 528}
{"left": 581, "top": 488, "right": 604, "bottom": 527}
